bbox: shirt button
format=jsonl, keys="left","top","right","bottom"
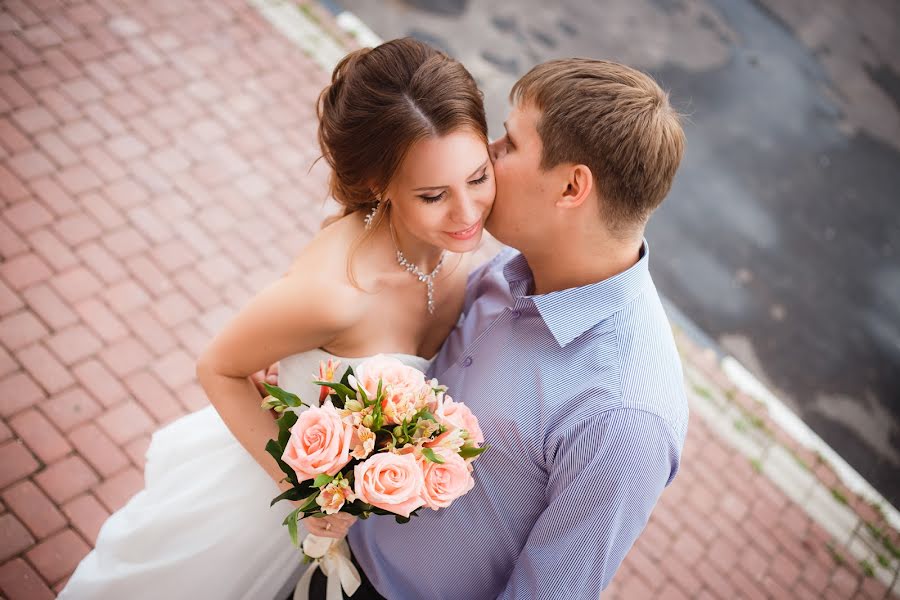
{"left": 462, "top": 357, "right": 473, "bottom": 367}
{"left": 511, "top": 310, "right": 522, "bottom": 319}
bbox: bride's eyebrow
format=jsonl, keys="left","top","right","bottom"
{"left": 412, "top": 160, "right": 489, "bottom": 191}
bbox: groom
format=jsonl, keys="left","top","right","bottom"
{"left": 280, "top": 58, "right": 688, "bottom": 599}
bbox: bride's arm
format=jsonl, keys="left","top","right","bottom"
{"left": 196, "top": 270, "right": 360, "bottom": 493}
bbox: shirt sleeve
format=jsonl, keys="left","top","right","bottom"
{"left": 496, "top": 408, "right": 681, "bottom": 600}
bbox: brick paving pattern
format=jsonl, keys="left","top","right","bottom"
{"left": 0, "top": 0, "right": 897, "bottom": 598}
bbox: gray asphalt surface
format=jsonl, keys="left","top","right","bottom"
{"left": 324, "top": 0, "right": 900, "bottom": 505}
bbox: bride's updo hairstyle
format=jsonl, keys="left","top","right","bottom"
{"left": 317, "top": 38, "right": 488, "bottom": 224}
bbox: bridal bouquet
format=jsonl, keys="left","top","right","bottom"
{"left": 261, "top": 354, "right": 487, "bottom": 598}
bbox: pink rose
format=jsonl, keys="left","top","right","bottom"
{"left": 282, "top": 401, "right": 352, "bottom": 481}
{"left": 435, "top": 396, "right": 484, "bottom": 445}
{"left": 353, "top": 452, "right": 425, "bottom": 518}
{"left": 419, "top": 450, "right": 475, "bottom": 510}
{"left": 354, "top": 355, "right": 431, "bottom": 425}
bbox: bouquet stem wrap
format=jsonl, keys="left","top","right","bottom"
{"left": 293, "top": 534, "right": 361, "bottom": 600}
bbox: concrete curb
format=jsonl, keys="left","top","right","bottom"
{"left": 666, "top": 300, "right": 900, "bottom": 592}
{"left": 663, "top": 298, "right": 900, "bottom": 532}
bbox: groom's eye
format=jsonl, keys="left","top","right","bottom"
{"left": 501, "top": 127, "right": 515, "bottom": 150}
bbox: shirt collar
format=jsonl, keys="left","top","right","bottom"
{"left": 502, "top": 240, "right": 652, "bottom": 348}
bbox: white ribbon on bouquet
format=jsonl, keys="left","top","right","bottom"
{"left": 293, "top": 533, "right": 362, "bottom": 600}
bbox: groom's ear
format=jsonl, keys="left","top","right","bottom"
{"left": 556, "top": 164, "right": 593, "bottom": 209}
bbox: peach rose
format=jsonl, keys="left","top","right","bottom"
{"left": 353, "top": 452, "right": 425, "bottom": 518}
{"left": 353, "top": 355, "right": 431, "bottom": 425}
{"left": 420, "top": 449, "right": 475, "bottom": 510}
{"left": 356, "top": 354, "right": 434, "bottom": 425}
{"left": 282, "top": 401, "right": 352, "bottom": 481}
{"left": 435, "top": 396, "right": 484, "bottom": 445}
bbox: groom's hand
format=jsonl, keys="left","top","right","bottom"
{"left": 303, "top": 512, "right": 357, "bottom": 539}
{"left": 250, "top": 363, "right": 279, "bottom": 398}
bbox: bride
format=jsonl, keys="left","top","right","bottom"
{"left": 59, "top": 37, "right": 495, "bottom": 599}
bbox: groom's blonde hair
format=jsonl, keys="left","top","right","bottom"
{"left": 511, "top": 59, "right": 684, "bottom": 236}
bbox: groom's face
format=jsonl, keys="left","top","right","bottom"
{"left": 485, "top": 102, "right": 550, "bottom": 250}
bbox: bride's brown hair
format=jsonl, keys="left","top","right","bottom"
{"left": 317, "top": 38, "right": 488, "bottom": 226}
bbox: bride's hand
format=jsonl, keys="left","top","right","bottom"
{"left": 250, "top": 362, "right": 279, "bottom": 398}
{"left": 303, "top": 512, "right": 357, "bottom": 539}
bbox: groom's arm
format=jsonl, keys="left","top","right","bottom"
{"left": 496, "top": 408, "right": 681, "bottom": 600}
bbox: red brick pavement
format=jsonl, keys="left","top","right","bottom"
{"left": 0, "top": 1, "right": 896, "bottom": 598}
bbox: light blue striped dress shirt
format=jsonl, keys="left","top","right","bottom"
{"left": 349, "top": 242, "right": 689, "bottom": 599}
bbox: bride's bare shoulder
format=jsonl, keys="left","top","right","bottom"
{"left": 280, "top": 212, "right": 372, "bottom": 318}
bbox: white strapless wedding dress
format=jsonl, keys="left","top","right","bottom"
{"left": 59, "top": 348, "right": 431, "bottom": 600}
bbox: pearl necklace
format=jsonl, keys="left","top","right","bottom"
{"left": 390, "top": 221, "right": 446, "bottom": 314}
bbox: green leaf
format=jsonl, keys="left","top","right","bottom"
{"left": 264, "top": 383, "right": 304, "bottom": 407}
{"left": 357, "top": 382, "right": 369, "bottom": 404}
{"left": 340, "top": 365, "right": 355, "bottom": 388}
{"left": 458, "top": 444, "right": 488, "bottom": 460}
{"left": 269, "top": 487, "right": 305, "bottom": 507}
{"left": 266, "top": 439, "right": 298, "bottom": 484}
{"left": 276, "top": 411, "right": 298, "bottom": 448}
{"left": 298, "top": 491, "right": 320, "bottom": 513}
{"left": 283, "top": 507, "right": 302, "bottom": 547}
{"left": 312, "top": 381, "right": 356, "bottom": 399}
{"left": 277, "top": 428, "right": 290, "bottom": 450}
{"left": 394, "top": 514, "right": 410, "bottom": 524}
{"left": 313, "top": 473, "right": 334, "bottom": 488}
{"left": 329, "top": 393, "right": 345, "bottom": 410}
{"left": 371, "top": 385, "right": 384, "bottom": 431}
{"left": 421, "top": 448, "right": 445, "bottom": 464}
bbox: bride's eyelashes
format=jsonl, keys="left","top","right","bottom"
{"left": 419, "top": 192, "right": 445, "bottom": 203}
{"left": 417, "top": 172, "right": 491, "bottom": 203}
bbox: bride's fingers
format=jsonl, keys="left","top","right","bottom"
{"left": 304, "top": 513, "right": 357, "bottom": 538}
{"left": 303, "top": 518, "right": 344, "bottom": 539}
{"left": 249, "top": 370, "right": 267, "bottom": 397}
{"left": 331, "top": 513, "right": 357, "bottom": 525}
{"left": 265, "top": 363, "right": 279, "bottom": 385}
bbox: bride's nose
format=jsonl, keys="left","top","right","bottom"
{"left": 451, "top": 192, "right": 480, "bottom": 225}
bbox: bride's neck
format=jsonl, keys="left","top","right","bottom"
{"left": 382, "top": 215, "right": 445, "bottom": 272}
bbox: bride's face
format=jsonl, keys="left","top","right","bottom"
{"left": 385, "top": 129, "right": 495, "bottom": 254}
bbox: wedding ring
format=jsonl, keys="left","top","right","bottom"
{"left": 325, "top": 522, "right": 332, "bottom": 531}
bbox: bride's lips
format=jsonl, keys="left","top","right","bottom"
{"left": 446, "top": 222, "right": 481, "bottom": 241}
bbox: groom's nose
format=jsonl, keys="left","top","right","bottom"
{"left": 489, "top": 139, "right": 504, "bottom": 162}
